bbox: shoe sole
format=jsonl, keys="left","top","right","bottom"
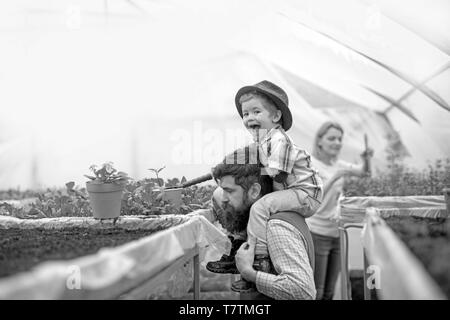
{"left": 230, "top": 285, "right": 256, "bottom": 293}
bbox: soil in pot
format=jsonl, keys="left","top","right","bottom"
{"left": 0, "top": 226, "right": 174, "bottom": 279}
{"left": 385, "top": 216, "right": 450, "bottom": 298}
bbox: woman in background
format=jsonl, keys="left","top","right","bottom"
{"left": 307, "top": 121, "right": 373, "bottom": 300}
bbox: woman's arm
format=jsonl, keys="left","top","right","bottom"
{"left": 323, "top": 148, "right": 374, "bottom": 194}
{"left": 322, "top": 168, "right": 359, "bottom": 194}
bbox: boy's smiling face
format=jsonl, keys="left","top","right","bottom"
{"left": 241, "top": 96, "right": 282, "bottom": 138}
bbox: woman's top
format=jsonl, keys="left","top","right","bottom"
{"left": 306, "top": 156, "right": 359, "bottom": 238}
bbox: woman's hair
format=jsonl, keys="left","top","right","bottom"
{"left": 212, "top": 146, "right": 273, "bottom": 196}
{"left": 312, "top": 121, "right": 344, "bottom": 161}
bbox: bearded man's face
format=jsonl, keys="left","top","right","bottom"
{"left": 213, "top": 176, "right": 255, "bottom": 233}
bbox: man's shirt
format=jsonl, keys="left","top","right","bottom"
{"left": 255, "top": 219, "right": 316, "bottom": 300}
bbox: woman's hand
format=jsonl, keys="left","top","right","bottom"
{"left": 360, "top": 147, "right": 374, "bottom": 176}
{"left": 360, "top": 147, "right": 374, "bottom": 160}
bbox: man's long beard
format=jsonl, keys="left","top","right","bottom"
{"left": 216, "top": 200, "right": 251, "bottom": 234}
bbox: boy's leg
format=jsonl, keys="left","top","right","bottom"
{"left": 259, "top": 189, "right": 322, "bottom": 218}
{"left": 232, "top": 199, "right": 273, "bottom": 293}
{"left": 206, "top": 235, "right": 245, "bottom": 274}
{"left": 244, "top": 189, "right": 322, "bottom": 257}
{"left": 246, "top": 197, "right": 271, "bottom": 256}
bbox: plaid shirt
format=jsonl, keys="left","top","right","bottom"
{"left": 257, "top": 125, "right": 322, "bottom": 199}
{"left": 255, "top": 219, "right": 316, "bottom": 300}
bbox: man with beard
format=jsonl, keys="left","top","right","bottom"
{"left": 191, "top": 147, "right": 316, "bottom": 300}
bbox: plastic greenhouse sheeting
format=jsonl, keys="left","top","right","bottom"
{"left": 0, "top": 0, "right": 449, "bottom": 189}
{"left": 361, "top": 208, "right": 447, "bottom": 299}
{"left": 0, "top": 214, "right": 230, "bottom": 299}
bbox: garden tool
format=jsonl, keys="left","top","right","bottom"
{"left": 165, "top": 172, "right": 213, "bottom": 190}
{"left": 363, "top": 133, "right": 372, "bottom": 176}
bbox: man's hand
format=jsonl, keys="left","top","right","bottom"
{"left": 235, "top": 237, "right": 257, "bottom": 283}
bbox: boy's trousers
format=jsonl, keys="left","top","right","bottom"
{"left": 247, "top": 188, "right": 322, "bottom": 255}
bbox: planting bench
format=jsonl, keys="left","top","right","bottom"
{"left": 0, "top": 214, "right": 229, "bottom": 299}
{"left": 337, "top": 195, "right": 448, "bottom": 300}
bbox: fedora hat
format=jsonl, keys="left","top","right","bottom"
{"left": 235, "top": 80, "right": 292, "bottom": 131}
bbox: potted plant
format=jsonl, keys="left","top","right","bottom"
{"left": 85, "top": 162, "right": 130, "bottom": 220}
{"left": 148, "top": 166, "right": 183, "bottom": 208}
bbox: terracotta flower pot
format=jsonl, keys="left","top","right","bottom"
{"left": 86, "top": 182, "right": 125, "bottom": 219}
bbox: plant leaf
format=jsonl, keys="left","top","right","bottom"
{"left": 157, "top": 166, "right": 166, "bottom": 173}
{"left": 65, "top": 181, "right": 75, "bottom": 190}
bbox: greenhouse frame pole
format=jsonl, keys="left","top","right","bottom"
{"left": 339, "top": 225, "right": 350, "bottom": 300}
{"left": 339, "top": 223, "right": 364, "bottom": 300}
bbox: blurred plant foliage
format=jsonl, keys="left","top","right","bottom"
{"left": 0, "top": 178, "right": 215, "bottom": 219}
{"left": 3, "top": 153, "right": 449, "bottom": 218}
{"left": 344, "top": 152, "right": 450, "bottom": 197}
{"left": 0, "top": 189, "right": 38, "bottom": 200}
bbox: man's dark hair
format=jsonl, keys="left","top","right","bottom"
{"left": 212, "top": 146, "right": 273, "bottom": 196}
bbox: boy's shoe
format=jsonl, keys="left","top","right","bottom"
{"left": 231, "top": 278, "right": 256, "bottom": 293}
{"left": 230, "top": 255, "right": 275, "bottom": 293}
{"left": 252, "top": 255, "right": 276, "bottom": 274}
{"left": 206, "top": 254, "right": 239, "bottom": 274}
{"left": 206, "top": 237, "right": 245, "bottom": 274}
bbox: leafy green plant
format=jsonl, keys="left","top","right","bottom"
{"left": 121, "top": 177, "right": 214, "bottom": 215}
{"left": 344, "top": 157, "right": 450, "bottom": 197}
{"left": 0, "top": 177, "right": 215, "bottom": 219}
{"left": 0, "top": 183, "right": 92, "bottom": 219}
{"left": 85, "top": 162, "right": 130, "bottom": 185}
{"left": 0, "top": 189, "right": 38, "bottom": 200}
{"left": 147, "top": 166, "right": 166, "bottom": 187}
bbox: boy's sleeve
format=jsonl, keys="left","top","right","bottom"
{"left": 266, "top": 135, "right": 298, "bottom": 174}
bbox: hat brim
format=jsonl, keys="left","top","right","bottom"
{"left": 235, "top": 85, "right": 292, "bottom": 131}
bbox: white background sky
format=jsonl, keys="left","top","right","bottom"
{"left": 0, "top": 0, "right": 449, "bottom": 189}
